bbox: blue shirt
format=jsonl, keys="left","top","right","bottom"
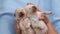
{"left": 0, "top": 0, "right": 60, "bottom": 34}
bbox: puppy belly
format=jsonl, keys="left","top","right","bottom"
{"left": 26, "top": 28, "right": 34, "bottom": 34}
{"left": 19, "top": 18, "right": 34, "bottom": 34}
{"left": 39, "top": 21, "right": 48, "bottom": 34}
{"left": 34, "top": 29, "right": 43, "bottom": 34}
{"left": 34, "top": 28, "right": 47, "bottom": 34}
{"left": 31, "top": 20, "right": 48, "bottom": 34}
{"left": 21, "top": 28, "right": 34, "bottom": 34}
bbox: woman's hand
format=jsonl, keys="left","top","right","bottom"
{"left": 39, "top": 15, "right": 58, "bottom": 34}
{"left": 14, "top": 19, "right": 21, "bottom": 34}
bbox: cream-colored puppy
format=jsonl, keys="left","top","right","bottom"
{"left": 24, "top": 3, "right": 52, "bottom": 34}
{"left": 14, "top": 7, "right": 34, "bottom": 34}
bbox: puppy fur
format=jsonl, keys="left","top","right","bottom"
{"left": 14, "top": 3, "right": 52, "bottom": 34}
{"left": 26, "top": 3, "right": 52, "bottom": 34}
{"left": 25, "top": 3, "right": 48, "bottom": 34}
{"left": 14, "top": 7, "right": 35, "bottom": 34}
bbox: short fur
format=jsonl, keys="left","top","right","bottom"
{"left": 14, "top": 3, "right": 52, "bottom": 34}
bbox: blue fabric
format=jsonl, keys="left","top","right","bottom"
{"left": 0, "top": 0, "right": 60, "bottom": 34}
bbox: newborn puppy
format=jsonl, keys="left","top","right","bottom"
{"left": 25, "top": 3, "right": 52, "bottom": 34}
{"left": 14, "top": 8, "right": 34, "bottom": 34}
{"left": 14, "top": 8, "right": 26, "bottom": 34}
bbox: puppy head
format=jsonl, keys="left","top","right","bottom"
{"left": 14, "top": 8, "right": 26, "bottom": 19}
{"left": 26, "top": 3, "right": 37, "bottom": 14}
{"left": 24, "top": 3, "right": 38, "bottom": 17}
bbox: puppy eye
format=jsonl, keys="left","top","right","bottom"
{"left": 19, "top": 12, "right": 24, "bottom": 17}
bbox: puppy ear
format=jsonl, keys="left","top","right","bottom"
{"left": 32, "top": 6, "right": 37, "bottom": 10}
{"left": 14, "top": 9, "right": 17, "bottom": 17}
{"left": 27, "top": 3, "right": 34, "bottom": 5}
{"left": 14, "top": 12, "right": 16, "bottom": 16}
{"left": 27, "top": 3, "right": 29, "bottom": 5}
{"left": 32, "top": 6, "right": 37, "bottom": 12}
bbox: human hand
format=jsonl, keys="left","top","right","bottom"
{"left": 39, "top": 15, "right": 57, "bottom": 34}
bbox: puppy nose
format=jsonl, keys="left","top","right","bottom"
{"left": 19, "top": 12, "right": 24, "bottom": 17}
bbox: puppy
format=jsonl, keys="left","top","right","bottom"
{"left": 14, "top": 7, "right": 35, "bottom": 34}
{"left": 14, "top": 8, "right": 26, "bottom": 34}
{"left": 24, "top": 3, "right": 52, "bottom": 34}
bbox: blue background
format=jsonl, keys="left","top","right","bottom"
{"left": 0, "top": 0, "right": 60, "bottom": 34}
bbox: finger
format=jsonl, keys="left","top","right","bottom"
{"left": 39, "top": 15, "right": 49, "bottom": 24}
{"left": 39, "top": 16, "right": 45, "bottom": 20}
